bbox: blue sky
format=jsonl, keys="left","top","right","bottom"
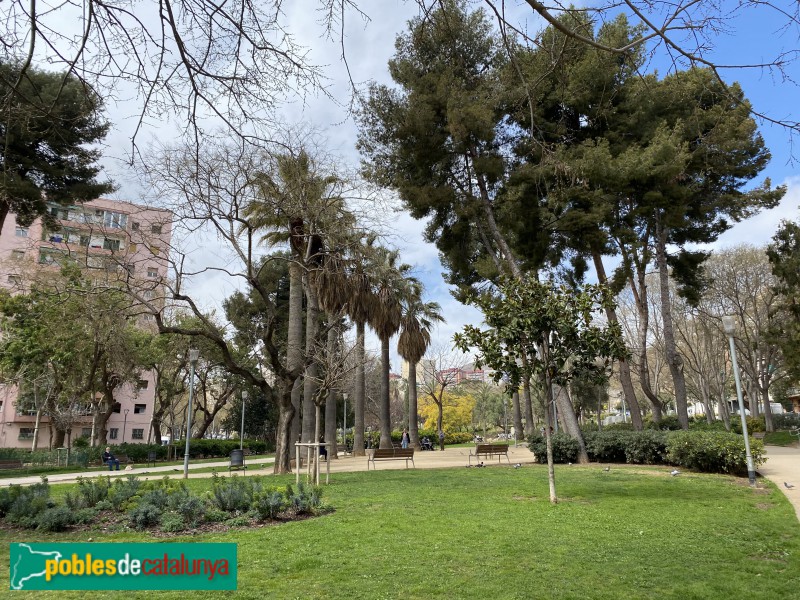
{"left": 85, "top": 1, "right": 800, "bottom": 371}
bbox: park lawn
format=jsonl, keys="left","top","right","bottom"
{"left": 763, "top": 431, "right": 799, "bottom": 447}
{"left": 1, "top": 465, "right": 799, "bottom": 599}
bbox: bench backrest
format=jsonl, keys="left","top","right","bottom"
{"left": 372, "top": 448, "right": 414, "bottom": 459}
{"left": 476, "top": 444, "right": 508, "bottom": 453}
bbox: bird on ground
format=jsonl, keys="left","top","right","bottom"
{"left": 670, "top": 470, "right": 681, "bottom": 476}
{"left": 603, "top": 467, "right": 610, "bottom": 472}
{"left": 785, "top": 482, "right": 795, "bottom": 489}
{"left": 476, "top": 462, "right": 485, "bottom": 468}
{"left": 514, "top": 463, "right": 522, "bottom": 469}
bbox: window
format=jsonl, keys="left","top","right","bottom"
{"left": 112, "top": 402, "right": 121, "bottom": 414}
{"left": 103, "top": 238, "right": 121, "bottom": 252}
{"left": 143, "top": 290, "right": 154, "bottom": 300}
{"left": 15, "top": 226, "right": 28, "bottom": 237}
{"left": 131, "top": 428, "right": 144, "bottom": 440}
{"left": 147, "top": 268, "right": 159, "bottom": 278}
{"left": 79, "top": 235, "right": 91, "bottom": 247}
{"left": 137, "top": 379, "right": 149, "bottom": 390}
{"left": 18, "top": 428, "right": 35, "bottom": 440}
{"left": 109, "top": 428, "right": 118, "bottom": 440}
{"left": 151, "top": 224, "right": 163, "bottom": 234}
{"left": 101, "top": 210, "right": 128, "bottom": 229}
{"left": 7, "top": 275, "right": 20, "bottom": 285}
{"left": 134, "top": 404, "right": 147, "bottom": 414}
{"left": 81, "top": 428, "right": 92, "bottom": 438}
{"left": 11, "top": 250, "right": 24, "bottom": 260}
{"left": 131, "top": 222, "right": 140, "bottom": 231}
{"left": 49, "top": 207, "right": 69, "bottom": 220}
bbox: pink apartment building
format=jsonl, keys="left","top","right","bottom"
{"left": 0, "top": 198, "right": 172, "bottom": 449}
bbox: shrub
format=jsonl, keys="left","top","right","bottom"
{"left": 73, "top": 507, "right": 99, "bottom": 525}
{"left": 730, "top": 416, "right": 766, "bottom": 435}
{"left": 168, "top": 489, "right": 206, "bottom": 526}
{"left": 645, "top": 415, "right": 682, "bottom": 430}
{"left": 66, "top": 476, "right": 111, "bottom": 510}
{"left": 285, "top": 482, "right": 322, "bottom": 514}
{"left": 109, "top": 476, "right": 143, "bottom": 510}
{"left": 527, "top": 433, "right": 579, "bottom": 464}
{"left": 5, "top": 478, "right": 52, "bottom": 527}
{"left": 585, "top": 431, "right": 628, "bottom": 463}
{"left": 128, "top": 502, "right": 163, "bottom": 529}
{"left": 773, "top": 413, "right": 800, "bottom": 429}
{"left": 36, "top": 506, "right": 74, "bottom": 532}
{"left": 623, "top": 430, "right": 667, "bottom": 464}
{"left": 0, "top": 485, "right": 23, "bottom": 517}
{"left": 159, "top": 512, "right": 186, "bottom": 533}
{"left": 140, "top": 487, "right": 171, "bottom": 510}
{"left": 253, "top": 490, "right": 286, "bottom": 520}
{"left": 211, "top": 474, "right": 253, "bottom": 513}
{"left": 603, "top": 422, "right": 635, "bottom": 431}
{"left": 666, "top": 431, "right": 765, "bottom": 475}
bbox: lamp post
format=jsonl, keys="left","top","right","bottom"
{"left": 183, "top": 348, "right": 200, "bottom": 479}
{"left": 122, "top": 408, "right": 129, "bottom": 443}
{"left": 722, "top": 316, "right": 756, "bottom": 486}
{"left": 240, "top": 391, "right": 248, "bottom": 451}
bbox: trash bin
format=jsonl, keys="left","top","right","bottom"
{"left": 229, "top": 449, "right": 246, "bottom": 473}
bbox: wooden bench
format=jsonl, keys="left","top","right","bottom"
{"left": 469, "top": 444, "right": 510, "bottom": 465}
{"left": 367, "top": 448, "right": 415, "bottom": 470}
{"left": 0, "top": 459, "right": 24, "bottom": 470}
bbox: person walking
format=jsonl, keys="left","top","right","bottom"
{"left": 438, "top": 429, "right": 445, "bottom": 451}
{"left": 401, "top": 429, "right": 410, "bottom": 449}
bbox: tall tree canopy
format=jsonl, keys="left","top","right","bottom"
{"left": 0, "top": 61, "right": 113, "bottom": 234}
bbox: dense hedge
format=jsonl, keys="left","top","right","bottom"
{"left": 527, "top": 429, "right": 765, "bottom": 476}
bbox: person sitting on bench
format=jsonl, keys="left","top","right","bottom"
{"left": 421, "top": 437, "right": 434, "bottom": 451}
{"left": 102, "top": 447, "right": 120, "bottom": 471}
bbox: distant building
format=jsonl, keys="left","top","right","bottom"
{"left": 0, "top": 198, "right": 171, "bottom": 449}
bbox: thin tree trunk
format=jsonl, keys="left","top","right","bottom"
{"left": 273, "top": 389, "right": 295, "bottom": 474}
{"left": 544, "top": 371, "right": 557, "bottom": 504}
{"left": 353, "top": 321, "right": 366, "bottom": 456}
{"left": 379, "top": 336, "right": 392, "bottom": 448}
{"left": 31, "top": 409, "right": 42, "bottom": 452}
{"left": 520, "top": 352, "right": 535, "bottom": 436}
{"left": 630, "top": 271, "right": 664, "bottom": 422}
{"left": 554, "top": 384, "right": 589, "bottom": 464}
{"left": 302, "top": 278, "right": 320, "bottom": 443}
{"left": 655, "top": 216, "right": 689, "bottom": 429}
{"left": 288, "top": 262, "right": 303, "bottom": 448}
{"left": 592, "top": 250, "right": 643, "bottom": 430}
{"left": 762, "top": 385, "right": 774, "bottom": 432}
{"left": 512, "top": 391, "right": 523, "bottom": 441}
{"left": 408, "top": 360, "right": 420, "bottom": 449}
{"left": 325, "top": 326, "right": 338, "bottom": 459}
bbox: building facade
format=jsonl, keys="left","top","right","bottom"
{"left": 0, "top": 198, "right": 171, "bottom": 449}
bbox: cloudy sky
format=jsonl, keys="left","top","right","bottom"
{"left": 85, "top": 1, "right": 800, "bottom": 371}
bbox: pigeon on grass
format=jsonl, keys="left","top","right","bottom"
{"left": 670, "top": 470, "right": 681, "bottom": 476}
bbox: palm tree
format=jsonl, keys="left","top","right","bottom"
{"left": 368, "top": 248, "right": 413, "bottom": 448}
{"left": 244, "top": 149, "right": 346, "bottom": 446}
{"left": 397, "top": 285, "right": 443, "bottom": 449}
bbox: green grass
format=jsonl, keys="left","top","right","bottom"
{"left": 1, "top": 465, "right": 799, "bottom": 599}
{"left": 763, "top": 431, "right": 800, "bottom": 446}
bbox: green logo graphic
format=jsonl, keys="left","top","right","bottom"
{"left": 10, "top": 543, "right": 237, "bottom": 590}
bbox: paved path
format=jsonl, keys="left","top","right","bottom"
{"left": 3, "top": 444, "right": 797, "bottom": 521}
{"left": 757, "top": 445, "right": 800, "bottom": 521}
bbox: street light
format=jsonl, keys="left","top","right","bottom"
{"left": 342, "top": 393, "right": 348, "bottom": 452}
{"left": 183, "top": 348, "right": 200, "bottom": 479}
{"left": 122, "top": 408, "right": 130, "bottom": 443}
{"left": 722, "top": 316, "right": 756, "bottom": 486}
{"left": 240, "top": 391, "right": 248, "bottom": 451}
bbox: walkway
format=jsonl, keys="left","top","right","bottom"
{"left": 757, "top": 445, "right": 800, "bottom": 521}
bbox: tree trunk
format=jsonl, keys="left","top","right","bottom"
{"left": 762, "top": 385, "right": 774, "bottom": 432}
{"left": 52, "top": 428, "right": 66, "bottom": 448}
{"left": 273, "top": 388, "right": 295, "bottom": 474}
{"left": 31, "top": 409, "right": 42, "bottom": 452}
{"left": 512, "top": 391, "right": 523, "bottom": 441}
{"left": 630, "top": 270, "right": 665, "bottom": 422}
{"left": 325, "top": 327, "right": 338, "bottom": 459}
{"left": 408, "top": 360, "right": 420, "bottom": 449}
{"left": 302, "top": 278, "right": 320, "bottom": 443}
{"left": 288, "top": 262, "right": 304, "bottom": 448}
{"left": 592, "top": 250, "right": 643, "bottom": 430}
{"left": 353, "top": 321, "right": 366, "bottom": 456}
{"left": 521, "top": 358, "right": 535, "bottom": 435}
{"left": 151, "top": 415, "right": 163, "bottom": 445}
{"left": 554, "top": 384, "right": 589, "bottom": 464}
{"left": 544, "top": 371, "right": 557, "bottom": 504}
{"left": 655, "top": 216, "right": 689, "bottom": 429}
{"left": 379, "top": 335, "right": 392, "bottom": 448}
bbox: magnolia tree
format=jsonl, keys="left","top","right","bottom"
{"left": 454, "top": 277, "right": 628, "bottom": 503}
